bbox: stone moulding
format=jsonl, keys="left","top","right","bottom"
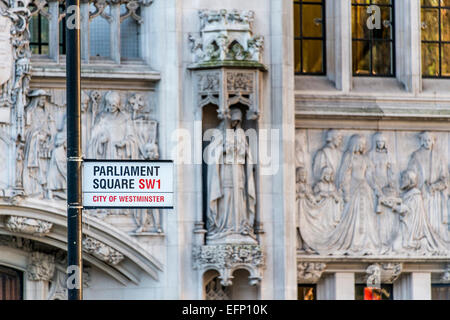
{"left": 297, "top": 262, "right": 327, "bottom": 284}
{"left": 82, "top": 236, "right": 124, "bottom": 266}
{"left": 5, "top": 215, "right": 53, "bottom": 236}
{"left": 193, "top": 244, "right": 264, "bottom": 286}
{"left": 365, "top": 263, "right": 403, "bottom": 287}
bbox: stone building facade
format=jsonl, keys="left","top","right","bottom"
{"left": 0, "top": 0, "right": 448, "bottom": 300}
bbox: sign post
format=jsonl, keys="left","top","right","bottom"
{"left": 66, "top": 0, "right": 83, "bottom": 300}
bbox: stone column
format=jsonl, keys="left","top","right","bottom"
{"left": 80, "top": 0, "right": 90, "bottom": 63}
{"left": 260, "top": 0, "right": 297, "bottom": 300}
{"left": 326, "top": 0, "right": 352, "bottom": 92}
{"left": 394, "top": 273, "right": 432, "bottom": 300}
{"left": 25, "top": 252, "right": 55, "bottom": 300}
{"left": 395, "top": 0, "right": 422, "bottom": 93}
{"left": 317, "top": 273, "right": 355, "bottom": 300}
{"left": 48, "top": 0, "right": 60, "bottom": 62}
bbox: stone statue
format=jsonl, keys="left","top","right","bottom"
{"left": 88, "top": 91, "right": 138, "bottom": 159}
{"left": 46, "top": 128, "right": 67, "bottom": 200}
{"left": 313, "top": 166, "right": 342, "bottom": 230}
{"left": 407, "top": 132, "right": 449, "bottom": 242}
{"left": 369, "top": 132, "right": 399, "bottom": 253}
{"left": 206, "top": 108, "right": 256, "bottom": 244}
{"left": 388, "top": 170, "right": 448, "bottom": 255}
{"left": 14, "top": 135, "right": 25, "bottom": 190}
{"left": 296, "top": 166, "right": 323, "bottom": 253}
{"left": 23, "top": 89, "right": 54, "bottom": 198}
{"left": 312, "top": 129, "right": 343, "bottom": 183}
{"left": 133, "top": 141, "right": 161, "bottom": 234}
{"left": 327, "top": 134, "right": 380, "bottom": 255}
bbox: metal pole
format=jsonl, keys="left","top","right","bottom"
{"left": 66, "top": 0, "right": 83, "bottom": 300}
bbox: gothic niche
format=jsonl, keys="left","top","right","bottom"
{"left": 295, "top": 129, "right": 450, "bottom": 257}
{"left": 190, "top": 9, "right": 266, "bottom": 289}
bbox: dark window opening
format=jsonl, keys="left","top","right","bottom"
{"left": 421, "top": 0, "right": 450, "bottom": 78}
{"left": 294, "top": 0, "right": 327, "bottom": 75}
{"left": 352, "top": 0, "right": 396, "bottom": 77}
{"left": 0, "top": 265, "right": 23, "bottom": 300}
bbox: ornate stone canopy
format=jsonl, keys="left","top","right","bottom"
{"left": 190, "top": 9, "right": 267, "bottom": 287}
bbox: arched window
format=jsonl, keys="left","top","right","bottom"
{"left": 120, "top": 4, "right": 140, "bottom": 59}
{"left": 421, "top": 0, "right": 450, "bottom": 78}
{"left": 0, "top": 266, "right": 23, "bottom": 300}
{"left": 28, "top": 1, "right": 146, "bottom": 63}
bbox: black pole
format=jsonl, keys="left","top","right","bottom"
{"left": 66, "top": 0, "right": 83, "bottom": 300}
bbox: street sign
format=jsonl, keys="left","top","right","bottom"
{"left": 82, "top": 160, "right": 174, "bottom": 209}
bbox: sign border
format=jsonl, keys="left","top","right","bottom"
{"left": 82, "top": 159, "right": 174, "bottom": 210}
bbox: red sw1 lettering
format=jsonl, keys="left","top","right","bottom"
{"left": 138, "top": 179, "right": 161, "bottom": 190}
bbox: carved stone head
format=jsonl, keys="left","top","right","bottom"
{"left": 419, "top": 131, "right": 435, "bottom": 150}
{"left": 320, "top": 166, "right": 334, "bottom": 183}
{"left": 348, "top": 134, "right": 367, "bottom": 155}
{"left": 143, "top": 142, "right": 159, "bottom": 160}
{"left": 105, "top": 91, "right": 121, "bottom": 114}
{"left": 230, "top": 107, "right": 242, "bottom": 128}
{"left": 296, "top": 167, "right": 307, "bottom": 184}
{"left": 28, "top": 89, "right": 50, "bottom": 109}
{"left": 325, "top": 129, "right": 343, "bottom": 148}
{"left": 400, "top": 170, "right": 418, "bottom": 190}
{"left": 373, "top": 132, "right": 387, "bottom": 152}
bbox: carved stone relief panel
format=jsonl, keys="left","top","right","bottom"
{"left": 27, "top": 251, "right": 55, "bottom": 281}
{"left": 5, "top": 215, "right": 53, "bottom": 236}
{"left": 297, "top": 262, "right": 326, "bottom": 284}
{"left": 295, "top": 129, "right": 450, "bottom": 257}
{"left": 2, "top": 87, "right": 162, "bottom": 235}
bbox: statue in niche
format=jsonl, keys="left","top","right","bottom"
{"left": 369, "top": 132, "right": 399, "bottom": 253}
{"left": 326, "top": 134, "right": 380, "bottom": 255}
{"left": 46, "top": 126, "right": 67, "bottom": 200}
{"left": 407, "top": 132, "right": 449, "bottom": 242}
{"left": 313, "top": 166, "right": 342, "bottom": 230}
{"left": 88, "top": 91, "right": 138, "bottom": 159}
{"left": 14, "top": 135, "right": 25, "bottom": 191}
{"left": 133, "top": 142, "right": 162, "bottom": 234}
{"left": 384, "top": 170, "right": 448, "bottom": 255}
{"left": 312, "top": 129, "right": 343, "bottom": 183}
{"left": 206, "top": 107, "right": 256, "bottom": 243}
{"left": 23, "top": 90, "right": 54, "bottom": 198}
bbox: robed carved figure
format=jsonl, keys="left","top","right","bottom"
{"left": 206, "top": 108, "right": 256, "bottom": 244}
{"left": 88, "top": 91, "right": 138, "bottom": 159}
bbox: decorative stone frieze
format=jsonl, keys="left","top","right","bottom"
{"left": 82, "top": 236, "right": 124, "bottom": 265}
{"left": 5, "top": 215, "right": 53, "bottom": 236}
{"left": 365, "top": 263, "right": 403, "bottom": 287}
{"left": 27, "top": 251, "right": 55, "bottom": 281}
{"left": 193, "top": 244, "right": 264, "bottom": 286}
{"left": 297, "top": 262, "right": 327, "bottom": 284}
{"left": 296, "top": 129, "right": 450, "bottom": 257}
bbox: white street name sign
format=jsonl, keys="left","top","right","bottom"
{"left": 82, "top": 160, "right": 174, "bottom": 209}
